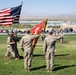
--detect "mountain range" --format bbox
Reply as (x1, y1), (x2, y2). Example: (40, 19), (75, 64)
(20, 12), (76, 21)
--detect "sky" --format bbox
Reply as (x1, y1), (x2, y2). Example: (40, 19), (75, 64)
(0, 0), (76, 16)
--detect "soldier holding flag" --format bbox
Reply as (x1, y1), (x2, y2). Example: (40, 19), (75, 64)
(20, 29), (39, 71)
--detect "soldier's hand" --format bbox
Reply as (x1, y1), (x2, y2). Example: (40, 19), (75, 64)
(12, 42), (15, 44)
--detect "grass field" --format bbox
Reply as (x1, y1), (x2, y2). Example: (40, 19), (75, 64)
(0, 34), (76, 75)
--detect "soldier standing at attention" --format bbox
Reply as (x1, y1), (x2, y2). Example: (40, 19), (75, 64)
(20, 30), (38, 71)
(43, 30), (62, 72)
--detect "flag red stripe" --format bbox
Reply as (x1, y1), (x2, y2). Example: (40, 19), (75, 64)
(0, 19), (14, 22)
(0, 8), (10, 13)
(0, 17), (4, 20)
(0, 12), (10, 16)
(0, 16), (14, 19)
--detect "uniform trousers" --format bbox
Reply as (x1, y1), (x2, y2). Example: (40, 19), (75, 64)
(5, 46), (15, 58)
(45, 52), (55, 70)
(24, 51), (33, 70)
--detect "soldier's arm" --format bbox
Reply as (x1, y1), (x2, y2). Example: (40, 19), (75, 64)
(9, 41), (15, 44)
(31, 34), (39, 39)
(53, 36), (63, 40)
(15, 36), (22, 42)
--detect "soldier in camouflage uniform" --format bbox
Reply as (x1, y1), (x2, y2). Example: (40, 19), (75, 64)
(43, 30), (62, 72)
(20, 30), (38, 71)
(4, 31), (15, 59)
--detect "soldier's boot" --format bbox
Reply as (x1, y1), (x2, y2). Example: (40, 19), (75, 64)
(15, 57), (19, 60)
(28, 69), (30, 72)
(28, 67), (31, 72)
(50, 68), (53, 72)
(25, 69), (28, 72)
(50, 70), (53, 72)
(47, 69), (50, 72)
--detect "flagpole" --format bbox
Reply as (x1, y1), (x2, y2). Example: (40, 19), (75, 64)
(44, 19), (48, 32)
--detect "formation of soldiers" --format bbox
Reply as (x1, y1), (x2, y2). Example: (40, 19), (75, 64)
(4, 28), (64, 72)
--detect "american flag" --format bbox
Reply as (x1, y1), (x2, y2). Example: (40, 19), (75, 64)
(0, 4), (22, 26)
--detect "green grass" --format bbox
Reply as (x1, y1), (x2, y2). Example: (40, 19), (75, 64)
(0, 34), (76, 75)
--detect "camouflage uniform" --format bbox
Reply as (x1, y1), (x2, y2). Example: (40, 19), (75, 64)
(5, 35), (15, 59)
(43, 31), (62, 72)
(20, 33), (38, 71)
